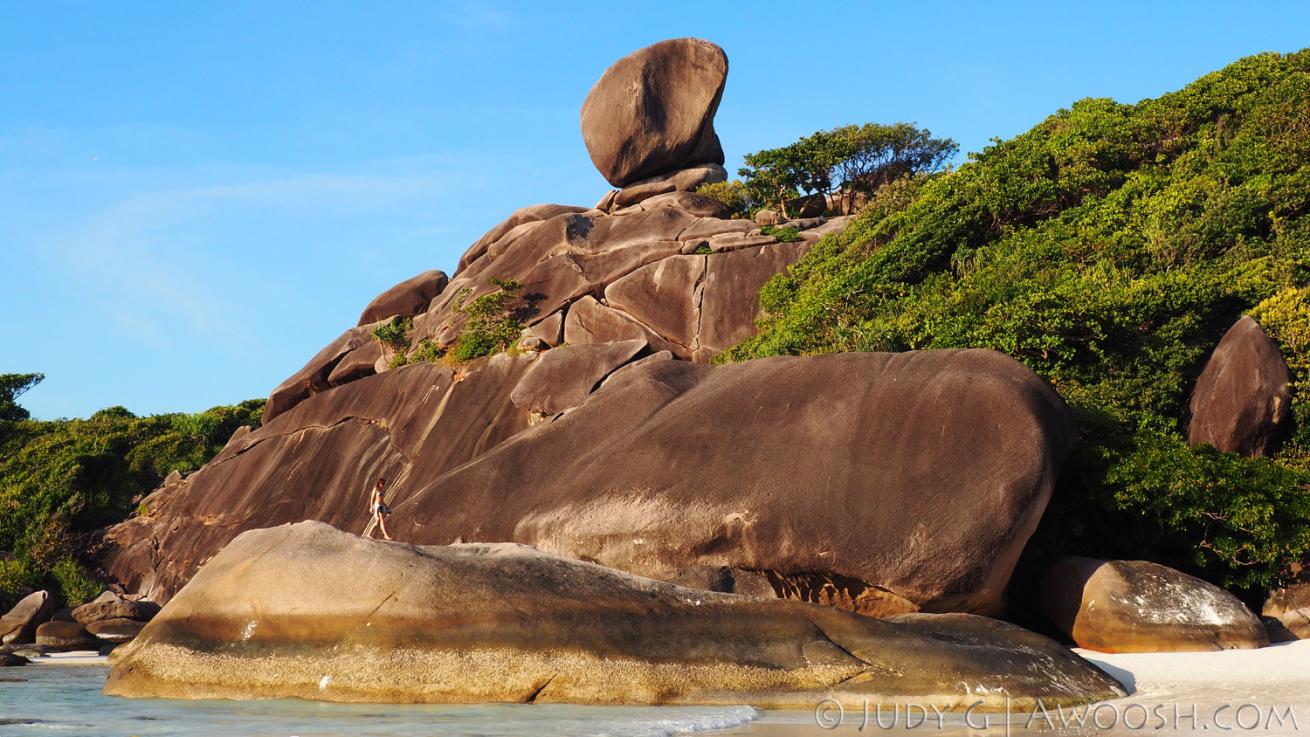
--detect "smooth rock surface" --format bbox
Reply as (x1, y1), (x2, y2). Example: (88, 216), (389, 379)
(106, 522), (1123, 708)
(34, 621), (98, 651)
(356, 270), (449, 326)
(509, 340), (648, 416)
(1188, 316), (1293, 457)
(392, 350), (1075, 616)
(72, 591), (158, 625)
(580, 39), (727, 187)
(0, 590), (54, 645)
(86, 618), (146, 644)
(1040, 557), (1268, 653)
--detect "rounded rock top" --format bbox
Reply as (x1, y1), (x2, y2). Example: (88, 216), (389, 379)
(580, 38), (728, 188)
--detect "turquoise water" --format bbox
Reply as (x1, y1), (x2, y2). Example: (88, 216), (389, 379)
(0, 666), (760, 737)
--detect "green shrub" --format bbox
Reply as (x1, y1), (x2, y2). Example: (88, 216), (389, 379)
(371, 316), (412, 352)
(451, 278), (524, 362)
(696, 180), (751, 219)
(760, 225), (802, 243)
(51, 558), (101, 607)
(724, 49), (1310, 596)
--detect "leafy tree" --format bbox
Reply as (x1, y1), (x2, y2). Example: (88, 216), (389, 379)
(723, 49), (1310, 600)
(0, 373), (44, 423)
(737, 123), (957, 216)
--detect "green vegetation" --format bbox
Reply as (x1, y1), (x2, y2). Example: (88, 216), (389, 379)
(451, 278), (525, 362)
(372, 316), (412, 353)
(724, 50), (1310, 598)
(0, 374), (264, 608)
(736, 122), (957, 217)
(696, 180), (751, 219)
(759, 225), (802, 243)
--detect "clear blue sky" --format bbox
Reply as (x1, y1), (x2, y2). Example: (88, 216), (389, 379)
(4, 2), (1308, 419)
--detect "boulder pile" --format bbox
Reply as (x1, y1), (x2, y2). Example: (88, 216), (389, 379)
(102, 39), (1072, 618)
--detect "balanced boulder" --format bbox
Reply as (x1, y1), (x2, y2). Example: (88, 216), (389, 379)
(581, 38), (727, 187)
(106, 522), (1123, 708)
(1188, 316), (1292, 457)
(0, 590), (54, 645)
(1040, 557), (1268, 653)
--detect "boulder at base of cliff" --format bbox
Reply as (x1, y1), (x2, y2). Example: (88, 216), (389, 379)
(1040, 557), (1268, 653)
(1188, 316), (1293, 457)
(0, 591), (55, 645)
(1263, 583), (1310, 642)
(580, 38), (727, 187)
(86, 618), (146, 644)
(105, 522), (1124, 708)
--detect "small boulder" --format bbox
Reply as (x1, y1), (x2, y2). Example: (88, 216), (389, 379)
(34, 621), (99, 651)
(72, 591), (158, 625)
(1188, 316), (1293, 457)
(1040, 557), (1267, 653)
(0, 591), (54, 645)
(356, 269), (449, 326)
(85, 618), (146, 644)
(1263, 582), (1310, 641)
(509, 340), (648, 416)
(0, 653), (28, 667)
(754, 208), (782, 226)
(581, 38), (728, 187)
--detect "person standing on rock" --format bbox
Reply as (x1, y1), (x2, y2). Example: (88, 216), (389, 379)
(364, 478), (393, 541)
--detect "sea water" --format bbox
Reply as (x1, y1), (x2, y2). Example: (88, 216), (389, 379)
(0, 666), (761, 737)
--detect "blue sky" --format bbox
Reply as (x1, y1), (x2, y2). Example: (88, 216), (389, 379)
(4, 2), (1309, 419)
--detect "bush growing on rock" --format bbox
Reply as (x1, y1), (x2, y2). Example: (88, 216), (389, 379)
(723, 50), (1310, 599)
(452, 278), (525, 362)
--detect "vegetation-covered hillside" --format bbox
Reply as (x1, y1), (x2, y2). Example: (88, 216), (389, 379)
(0, 373), (263, 608)
(724, 50), (1310, 601)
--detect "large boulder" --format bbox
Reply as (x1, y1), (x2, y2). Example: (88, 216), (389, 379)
(105, 522), (1123, 707)
(356, 269), (449, 326)
(580, 39), (728, 187)
(1263, 582), (1310, 641)
(1040, 557), (1268, 653)
(0, 590), (54, 645)
(1188, 316), (1293, 457)
(392, 350), (1075, 616)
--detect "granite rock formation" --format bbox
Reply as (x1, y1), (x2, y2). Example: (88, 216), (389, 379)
(106, 522), (1124, 708)
(1040, 557), (1268, 653)
(1188, 316), (1293, 457)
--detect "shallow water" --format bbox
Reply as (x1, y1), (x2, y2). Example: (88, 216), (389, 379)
(0, 666), (760, 737)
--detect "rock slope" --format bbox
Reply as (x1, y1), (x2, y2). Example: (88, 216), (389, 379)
(106, 522), (1125, 708)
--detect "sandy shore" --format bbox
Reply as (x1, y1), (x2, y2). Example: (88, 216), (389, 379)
(717, 640), (1310, 736)
(24, 650), (109, 666)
